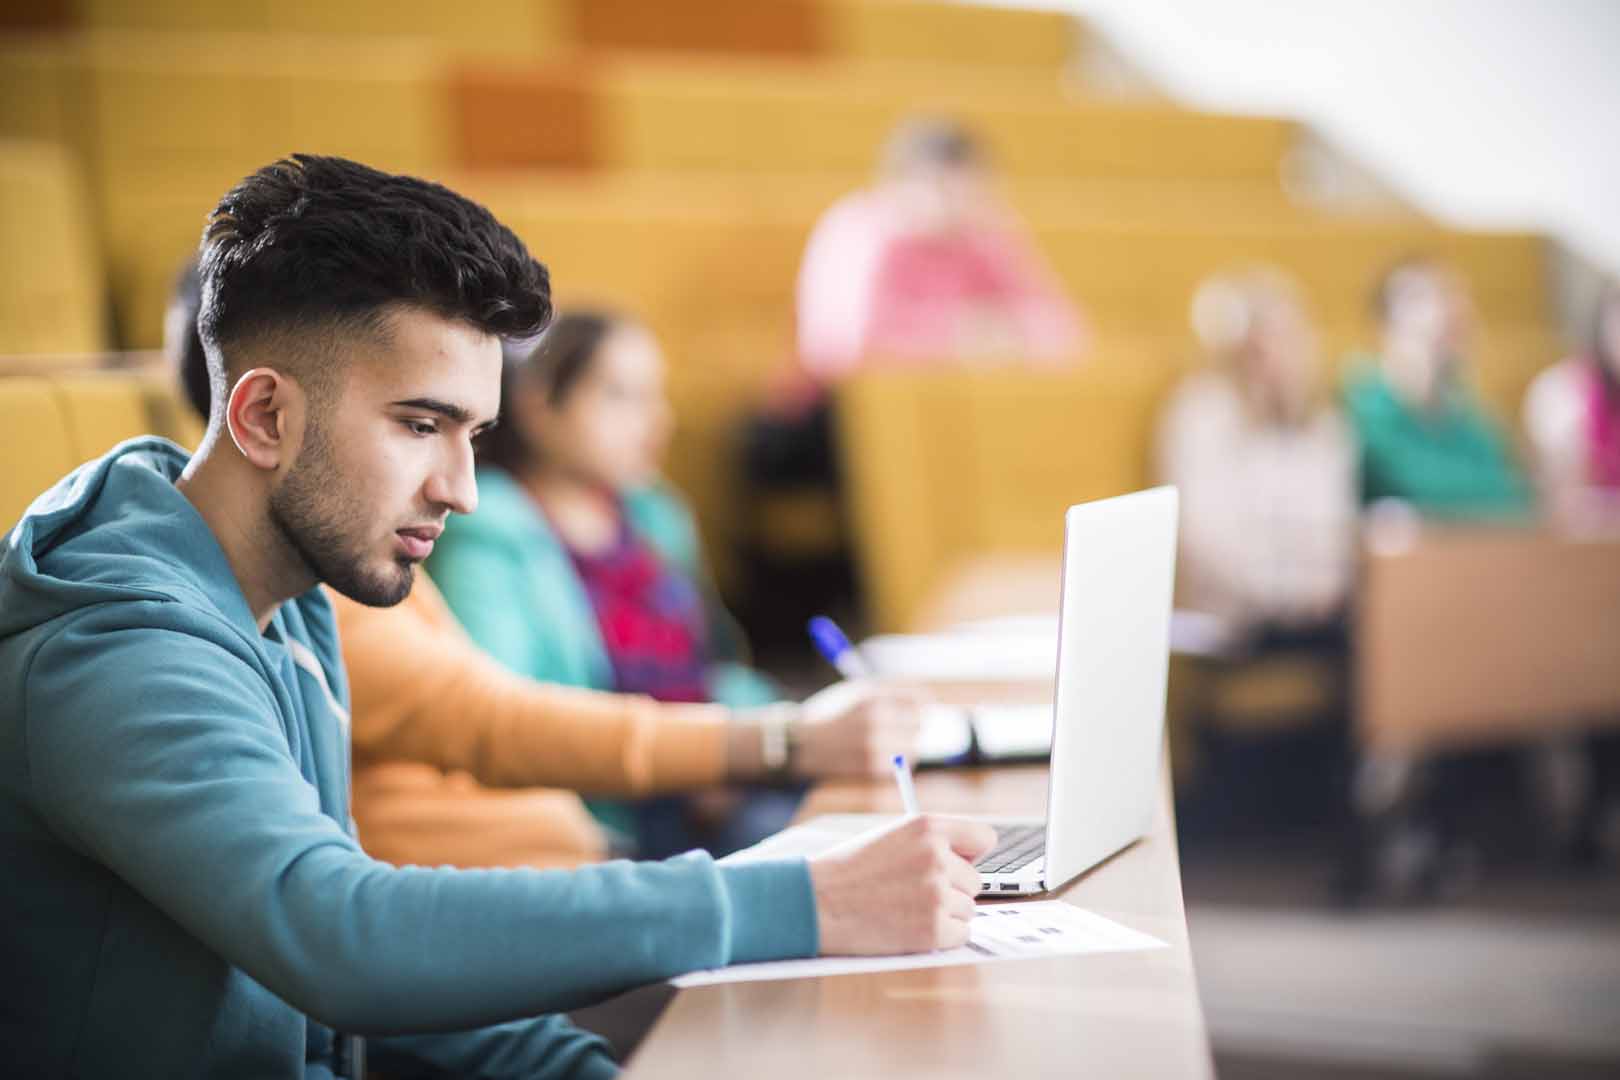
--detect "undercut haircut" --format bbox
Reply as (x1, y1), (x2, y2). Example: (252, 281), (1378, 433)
(195, 154), (551, 422)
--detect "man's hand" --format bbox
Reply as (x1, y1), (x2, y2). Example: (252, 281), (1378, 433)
(807, 814), (997, 955)
(792, 680), (923, 779)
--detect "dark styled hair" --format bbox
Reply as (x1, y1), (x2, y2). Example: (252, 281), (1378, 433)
(169, 257), (210, 420)
(475, 309), (623, 475)
(196, 154), (550, 415)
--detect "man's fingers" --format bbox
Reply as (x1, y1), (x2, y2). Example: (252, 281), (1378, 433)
(944, 886), (978, 923)
(937, 817), (999, 861)
(942, 850), (983, 897)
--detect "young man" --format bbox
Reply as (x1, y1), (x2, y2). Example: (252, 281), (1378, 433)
(0, 155), (994, 1078)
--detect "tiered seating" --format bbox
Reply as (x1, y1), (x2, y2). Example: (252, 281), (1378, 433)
(66, 0), (1076, 68)
(0, 363), (201, 532)
(838, 365), (1178, 630)
(52, 370), (154, 460)
(0, 376), (79, 531)
(451, 58), (1294, 177)
(0, 139), (105, 354)
(0, 1), (1570, 600)
(835, 326), (1562, 633)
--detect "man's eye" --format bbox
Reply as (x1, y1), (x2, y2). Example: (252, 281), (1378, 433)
(404, 420), (437, 437)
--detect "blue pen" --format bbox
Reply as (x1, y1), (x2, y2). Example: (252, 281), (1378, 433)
(807, 614), (874, 681)
(891, 753), (921, 816)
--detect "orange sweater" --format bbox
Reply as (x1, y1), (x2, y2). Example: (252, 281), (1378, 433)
(335, 574), (730, 869)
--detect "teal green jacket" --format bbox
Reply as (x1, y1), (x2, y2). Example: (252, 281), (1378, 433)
(0, 439), (817, 1079)
(1343, 360), (1534, 519)
(428, 467), (777, 709)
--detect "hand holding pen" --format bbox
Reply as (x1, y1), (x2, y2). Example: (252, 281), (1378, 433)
(798, 617), (996, 953)
(789, 615), (923, 777)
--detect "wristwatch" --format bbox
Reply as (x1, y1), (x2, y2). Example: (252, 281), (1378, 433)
(758, 704), (799, 777)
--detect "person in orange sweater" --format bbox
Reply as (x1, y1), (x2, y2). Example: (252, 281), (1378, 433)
(166, 262), (921, 869)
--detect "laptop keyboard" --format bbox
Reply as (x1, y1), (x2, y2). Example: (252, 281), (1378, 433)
(974, 824), (1046, 875)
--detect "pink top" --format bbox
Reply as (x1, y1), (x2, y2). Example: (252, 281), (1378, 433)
(795, 189), (1085, 381)
(1525, 356), (1620, 495)
(1585, 360), (1620, 489)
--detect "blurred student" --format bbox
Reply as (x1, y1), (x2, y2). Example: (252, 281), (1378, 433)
(1524, 279), (1620, 520)
(1342, 257), (1533, 518)
(1158, 268), (1357, 636)
(795, 116), (1087, 382)
(431, 312), (892, 858)
(1525, 280), (1620, 867)
(743, 118), (1089, 642)
(167, 267), (921, 873)
(3, 154), (992, 1078)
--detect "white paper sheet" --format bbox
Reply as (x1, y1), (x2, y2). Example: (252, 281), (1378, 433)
(717, 814), (892, 863)
(670, 901), (1164, 988)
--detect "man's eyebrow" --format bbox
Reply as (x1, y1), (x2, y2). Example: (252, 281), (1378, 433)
(388, 397), (481, 425)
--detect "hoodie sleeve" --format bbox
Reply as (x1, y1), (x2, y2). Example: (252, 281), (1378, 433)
(22, 604), (818, 1035)
(370, 1016), (618, 1080)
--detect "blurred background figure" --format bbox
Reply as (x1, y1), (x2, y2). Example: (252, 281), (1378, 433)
(1343, 257), (1532, 520)
(795, 116), (1088, 383)
(432, 312), (803, 858)
(1525, 278), (1620, 871)
(742, 117), (1091, 650)
(1160, 267), (1356, 636)
(1525, 279), (1620, 523)
(1158, 267), (1356, 853)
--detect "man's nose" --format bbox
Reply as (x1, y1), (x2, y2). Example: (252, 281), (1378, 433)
(428, 439), (479, 516)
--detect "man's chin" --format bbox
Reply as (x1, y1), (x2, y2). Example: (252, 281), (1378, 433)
(329, 559), (416, 608)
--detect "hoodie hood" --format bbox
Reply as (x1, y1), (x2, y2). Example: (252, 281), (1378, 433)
(0, 437), (259, 643)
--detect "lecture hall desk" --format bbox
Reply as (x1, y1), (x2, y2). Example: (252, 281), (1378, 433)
(621, 765), (1212, 1079)
(623, 559), (1212, 1078)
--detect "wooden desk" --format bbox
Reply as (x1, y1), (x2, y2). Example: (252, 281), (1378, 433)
(1357, 523), (1620, 754)
(623, 763), (1212, 1078)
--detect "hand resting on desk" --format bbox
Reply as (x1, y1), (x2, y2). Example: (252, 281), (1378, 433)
(807, 814), (997, 954)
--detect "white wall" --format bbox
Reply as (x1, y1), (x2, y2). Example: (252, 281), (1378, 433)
(988, 0), (1620, 280)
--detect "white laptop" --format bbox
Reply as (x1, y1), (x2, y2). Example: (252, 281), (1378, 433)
(971, 486), (1179, 894)
(736, 487), (1179, 896)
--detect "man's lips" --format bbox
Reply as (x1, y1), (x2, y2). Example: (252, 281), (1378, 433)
(395, 525), (442, 560)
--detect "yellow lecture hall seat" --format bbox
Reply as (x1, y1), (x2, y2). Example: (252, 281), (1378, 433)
(52, 373), (155, 462)
(0, 140), (106, 356)
(0, 377), (78, 533)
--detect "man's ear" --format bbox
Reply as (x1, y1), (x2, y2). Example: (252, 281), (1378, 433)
(225, 367), (298, 473)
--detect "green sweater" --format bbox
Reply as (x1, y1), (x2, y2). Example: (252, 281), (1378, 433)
(0, 440), (817, 1078)
(1342, 360), (1533, 519)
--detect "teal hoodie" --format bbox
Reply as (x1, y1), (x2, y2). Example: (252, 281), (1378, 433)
(0, 439), (817, 1079)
